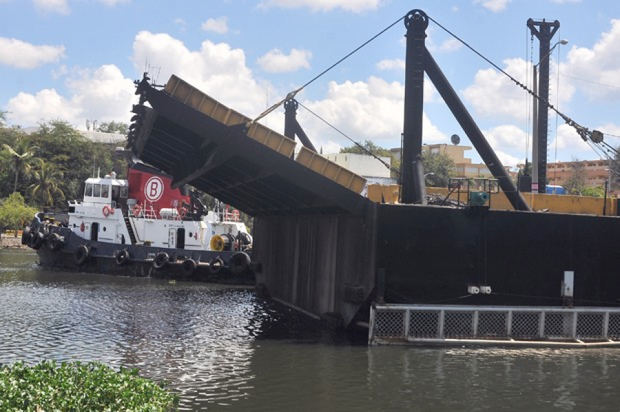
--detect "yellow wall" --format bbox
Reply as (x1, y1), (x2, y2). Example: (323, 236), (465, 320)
(367, 184), (618, 216)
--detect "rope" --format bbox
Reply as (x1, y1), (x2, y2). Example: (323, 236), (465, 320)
(296, 100), (400, 176)
(250, 13), (407, 125)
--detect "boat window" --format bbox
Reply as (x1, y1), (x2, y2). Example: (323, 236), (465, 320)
(93, 184), (101, 197)
(120, 186), (128, 198)
(85, 183), (93, 197)
(101, 184), (110, 198)
(111, 185), (120, 201)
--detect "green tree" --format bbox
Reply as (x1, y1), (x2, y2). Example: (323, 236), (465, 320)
(0, 111), (6, 127)
(564, 160), (586, 195)
(2, 137), (37, 193)
(421, 150), (455, 187)
(0, 192), (38, 232)
(29, 159), (65, 207)
(340, 140), (392, 157)
(581, 186), (605, 198)
(97, 121), (128, 135)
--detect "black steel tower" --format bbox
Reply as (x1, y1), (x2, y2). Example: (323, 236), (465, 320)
(528, 18), (560, 194)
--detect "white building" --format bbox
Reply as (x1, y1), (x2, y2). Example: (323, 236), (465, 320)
(324, 153), (392, 179)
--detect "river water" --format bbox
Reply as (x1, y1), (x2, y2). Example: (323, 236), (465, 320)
(1, 249), (619, 411)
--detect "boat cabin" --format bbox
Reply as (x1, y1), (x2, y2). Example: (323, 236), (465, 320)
(83, 173), (128, 208)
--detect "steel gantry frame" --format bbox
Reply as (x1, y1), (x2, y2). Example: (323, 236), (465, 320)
(401, 10), (530, 211)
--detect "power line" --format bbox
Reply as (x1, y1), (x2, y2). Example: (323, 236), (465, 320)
(560, 73), (620, 90)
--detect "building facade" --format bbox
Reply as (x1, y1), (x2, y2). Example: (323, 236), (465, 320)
(547, 159), (611, 188)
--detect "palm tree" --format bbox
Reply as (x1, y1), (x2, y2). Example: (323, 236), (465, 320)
(29, 159), (65, 207)
(2, 138), (37, 193)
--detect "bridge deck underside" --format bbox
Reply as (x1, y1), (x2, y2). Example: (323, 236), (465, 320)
(130, 86), (369, 216)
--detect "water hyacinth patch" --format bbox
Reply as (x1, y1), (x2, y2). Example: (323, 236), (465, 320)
(0, 360), (178, 411)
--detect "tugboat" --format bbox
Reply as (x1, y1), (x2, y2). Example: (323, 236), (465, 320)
(22, 161), (255, 284)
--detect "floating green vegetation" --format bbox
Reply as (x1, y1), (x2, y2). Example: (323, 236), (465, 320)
(0, 360), (178, 411)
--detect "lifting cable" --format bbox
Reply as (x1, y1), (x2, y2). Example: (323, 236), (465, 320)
(250, 13), (407, 125)
(426, 15), (619, 160)
(296, 101), (400, 176)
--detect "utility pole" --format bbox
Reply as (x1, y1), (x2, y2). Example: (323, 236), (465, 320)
(528, 18), (560, 194)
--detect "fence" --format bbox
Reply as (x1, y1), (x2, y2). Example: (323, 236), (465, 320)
(369, 304), (620, 347)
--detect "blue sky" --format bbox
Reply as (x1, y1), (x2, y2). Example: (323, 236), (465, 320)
(1, 0), (620, 167)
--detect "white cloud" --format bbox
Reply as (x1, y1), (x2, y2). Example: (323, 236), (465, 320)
(132, 31), (268, 117)
(549, 123), (592, 155)
(439, 38), (462, 53)
(173, 18), (187, 32)
(473, 0), (510, 12)
(0, 37), (65, 69)
(257, 48), (311, 73)
(562, 19), (620, 101)
(201, 17), (229, 34)
(33, 0), (69, 14)
(298, 76), (446, 151)
(259, 0), (382, 13)
(6, 64), (135, 127)
(376, 59), (405, 71)
(464, 58), (574, 123)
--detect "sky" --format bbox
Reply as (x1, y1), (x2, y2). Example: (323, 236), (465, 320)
(1, 0), (620, 168)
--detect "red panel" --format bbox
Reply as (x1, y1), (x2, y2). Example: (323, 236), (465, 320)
(127, 167), (189, 217)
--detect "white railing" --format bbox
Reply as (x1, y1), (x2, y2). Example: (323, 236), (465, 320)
(369, 304), (620, 346)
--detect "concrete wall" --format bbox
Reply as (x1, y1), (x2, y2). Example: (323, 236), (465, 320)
(253, 204), (378, 326)
(367, 184), (618, 216)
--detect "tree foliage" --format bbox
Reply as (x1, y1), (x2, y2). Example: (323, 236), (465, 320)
(97, 121), (129, 135)
(0, 361), (177, 411)
(421, 150), (455, 187)
(564, 160), (586, 195)
(29, 159), (65, 206)
(0, 192), (38, 231)
(2, 137), (37, 193)
(0, 121), (126, 208)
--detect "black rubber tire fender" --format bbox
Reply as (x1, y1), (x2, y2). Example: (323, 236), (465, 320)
(29, 231), (44, 250)
(47, 233), (63, 251)
(182, 258), (197, 275)
(229, 251), (251, 274)
(153, 252), (169, 269)
(208, 257), (224, 274)
(115, 249), (131, 265)
(75, 245), (90, 266)
(21, 226), (31, 245)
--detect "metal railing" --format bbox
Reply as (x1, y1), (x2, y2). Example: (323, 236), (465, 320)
(369, 304), (620, 347)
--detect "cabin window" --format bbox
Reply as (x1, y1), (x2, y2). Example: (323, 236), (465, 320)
(85, 183), (93, 197)
(101, 184), (110, 198)
(93, 184), (101, 197)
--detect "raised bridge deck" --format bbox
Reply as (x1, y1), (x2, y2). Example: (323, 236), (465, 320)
(131, 75), (369, 216)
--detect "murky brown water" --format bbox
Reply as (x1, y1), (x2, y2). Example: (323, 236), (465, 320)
(1, 249), (620, 411)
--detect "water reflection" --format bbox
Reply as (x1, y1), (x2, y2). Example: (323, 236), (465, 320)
(2, 250), (620, 411)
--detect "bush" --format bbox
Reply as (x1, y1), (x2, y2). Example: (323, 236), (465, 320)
(0, 192), (38, 233)
(0, 361), (178, 411)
